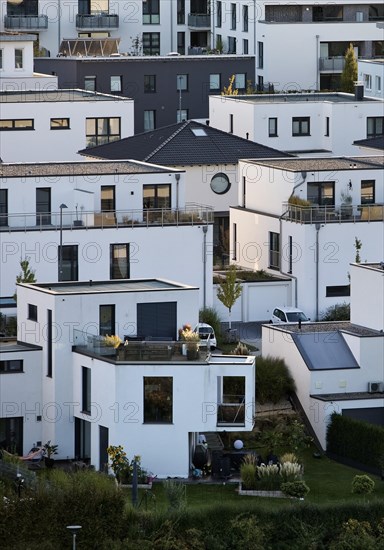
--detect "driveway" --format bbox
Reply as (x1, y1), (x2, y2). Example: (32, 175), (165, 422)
(220, 321), (267, 355)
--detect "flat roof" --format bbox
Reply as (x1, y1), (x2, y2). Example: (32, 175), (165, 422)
(352, 262), (384, 273)
(0, 89), (131, 103)
(0, 160), (176, 178)
(311, 392), (384, 401)
(242, 156), (384, 172)
(0, 339), (42, 352)
(217, 92), (383, 104)
(268, 321), (383, 338)
(19, 279), (197, 295)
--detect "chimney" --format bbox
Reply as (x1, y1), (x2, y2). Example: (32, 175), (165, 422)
(354, 81), (364, 101)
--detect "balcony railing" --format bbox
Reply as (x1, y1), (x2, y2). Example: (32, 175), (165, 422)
(0, 205), (213, 232)
(283, 203), (384, 224)
(4, 15), (48, 30)
(188, 13), (211, 28)
(76, 14), (119, 29)
(319, 56), (346, 71)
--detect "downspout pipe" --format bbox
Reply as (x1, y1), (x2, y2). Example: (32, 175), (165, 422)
(202, 225), (208, 309)
(279, 214), (298, 307)
(315, 223), (321, 321)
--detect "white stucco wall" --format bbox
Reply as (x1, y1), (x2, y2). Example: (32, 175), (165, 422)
(350, 263), (384, 331)
(359, 60), (384, 100)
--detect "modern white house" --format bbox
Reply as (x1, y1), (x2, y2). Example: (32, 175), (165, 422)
(0, 278), (256, 478)
(209, 89), (384, 156)
(261, 261), (384, 451)
(230, 155), (384, 320)
(0, 159), (214, 309)
(359, 58), (384, 99)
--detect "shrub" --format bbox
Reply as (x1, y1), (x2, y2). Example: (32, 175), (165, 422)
(280, 452), (298, 464)
(256, 464), (281, 491)
(240, 463), (257, 490)
(256, 355), (296, 404)
(198, 307), (222, 342)
(351, 475), (375, 495)
(279, 462), (303, 483)
(281, 480), (310, 498)
(321, 302), (350, 321)
(230, 342), (250, 355)
(288, 195), (311, 206)
(162, 479), (186, 511)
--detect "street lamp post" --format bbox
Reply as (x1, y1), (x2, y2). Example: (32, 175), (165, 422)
(66, 525), (82, 550)
(59, 204), (68, 281)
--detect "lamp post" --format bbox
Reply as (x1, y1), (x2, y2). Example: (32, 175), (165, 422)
(59, 204), (68, 281)
(66, 525), (81, 550)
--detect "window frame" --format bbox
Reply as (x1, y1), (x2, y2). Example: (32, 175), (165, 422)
(110, 243), (130, 280)
(144, 74), (156, 93)
(143, 0), (160, 24)
(85, 117), (121, 147)
(0, 188), (8, 227)
(144, 110), (156, 131)
(50, 118), (70, 130)
(0, 360), (24, 374)
(235, 73), (246, 91)
(176, 109), (188, 123)
(84, 75), (96, 91)
(361, 180), (375, 204)
(110, 75), (122, 93)
(14, 48), (23, 69)
(143, 376), (173, 424)
(99, 304), (116, 337)
(292, 117), (310, 137)
(307, 181), (335, 206)
(243, 5), (248, 32)
(143, 184), (171, 209)
(177, 0), (185, 24)
(269, 232), (280, 270)
(82, 366), (91, 415)
(143, 32), (160, 55)
(28, 304), (38, 322)
(209, 73), (221, 91)
(216, 1), (222, 27)
(268, 117), (278, 137)
(367, 116), (384, 138)
(176, 74), (188, 91)
(58, 244), (79, 282)
(231, 3), (237, 30)
(0, 119), (34, 131)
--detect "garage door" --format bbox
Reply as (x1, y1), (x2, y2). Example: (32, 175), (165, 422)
(137, 302), (177, 339)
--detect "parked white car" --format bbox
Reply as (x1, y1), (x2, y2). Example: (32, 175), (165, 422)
(270, 307), (310, 324)
(194, 323), (217, 350)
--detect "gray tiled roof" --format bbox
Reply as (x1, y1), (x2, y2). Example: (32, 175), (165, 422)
(79, 120), (292, 165)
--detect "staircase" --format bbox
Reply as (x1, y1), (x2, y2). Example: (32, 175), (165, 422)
(204, 432), (224, 452)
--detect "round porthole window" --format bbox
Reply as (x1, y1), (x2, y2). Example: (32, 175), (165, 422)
(210, 173), (231, 195)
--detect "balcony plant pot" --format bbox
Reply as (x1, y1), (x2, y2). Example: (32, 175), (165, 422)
(73, 219), (83, 227)
(187, 347), (199, 360)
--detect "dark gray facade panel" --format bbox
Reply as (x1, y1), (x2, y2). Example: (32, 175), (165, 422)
(35, 57), (255, 134)
(343, 407), (384, 427)
(137, 301), (177, 339)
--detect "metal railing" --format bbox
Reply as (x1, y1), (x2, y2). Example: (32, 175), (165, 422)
(0, 205), (213, 232)
(282, 203), (384, 224)
(188, 13), (211, 27)
(319, 56), (345, 71)
(4, 15), (48, 30)
(76, 14), (119, 29)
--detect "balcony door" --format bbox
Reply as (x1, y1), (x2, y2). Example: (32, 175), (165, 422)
(36, 188), (51, 225)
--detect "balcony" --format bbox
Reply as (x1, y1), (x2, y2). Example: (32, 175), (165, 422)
(188, 13), (211, 28)
(0, 205), (213, 232)
(76, 14), (119, 30)
(319, 56), (346, 72)
(282, 203), (384, 224)
(4, 15), (48, 31)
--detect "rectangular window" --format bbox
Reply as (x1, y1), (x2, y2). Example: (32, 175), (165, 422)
(0, 50), (3, 70)
(235, 73), (246, 90)
(177, 31), (185, 54)
(269, 232), (280, 270)
(144, 110), (156, 131)
(99, 304), (115, 336)
(231, 3), (236, 29)
(36, 187), (51, 225)
(101, 185), (115, 211)
(28, 304), (37, 321)
(243, 39), (249, 55)
(0, 417), (23, 455)
(229, 113), (233, 133)
(326, 285), (351, 298)
(325, 117), (330, 137)
(219, 376), (245, 424)
(58, 245), (78, 282)
(110, 75), (122, 93)
(228, 36), (236, 54)
(0, 119), (34, 130)
(86, 117), (120, 147)
(243, 5), (248, 31)
(367, 117), (384, 138)
(15, 48), (23, 69)
(369, 5), (384, 20)
(177, 0), (185, 24)
(364, 74), (372, 90)
(144, 377), (173, 423)
(376, 76), (382, 92)
(257, 75), (264, 91)
(216, 1), (222, 27)
(177, 74), (188, 91)
(292, 117), (310, 136)
(177, 109), (188, 123)
(258, 42), (264, 68)
(143, 32), (160, 55)
(313, 6), (343, 21)
(110, 244), (130, 279)
(232, 222), (237, 260)
(143, 184), (171, 209)
(0, 189), (8, 227)
(288, 236), (293, 274)
(82, 366), (91, 414)
(361, 180), (375, 204)
(84, 76), (96, 91)
(268, 117), (277, 137)
(242, 176), (246, 207)
(307, 182), (335, 206)
(0, 360), (23, 374)
(47, 309), (52, 377)
(209, 73), (221, 91)
(144, 74), (156, 93)
(143, 0), (160, 24)
(50, 118), (70, 130)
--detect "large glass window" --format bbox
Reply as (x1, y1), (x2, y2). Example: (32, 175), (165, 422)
(243, 5), (248, 31)
(307, 182), (335, 205)
(15, 48), (23, 69)
(110, 75), (122, 93)
(143, 184), (171, 209)
(367, 117), (383, 138)
(0, 189), (8, 227)
(86, 117), (120, 147)
(177, 109), (188, 122)
(84, 75), (96, 91)
(58, 245), (78, 282)
(101, 185), (115, 211)
(177, 31), (185, 54)
(209, 73), (221, 90)
(143, 0), (160, 24)
(235, 73), (246, 90)
(258, 42), (264, 68)
(231, 3), (236, 29)
(177, 74), (188, 91)
(177, 0), (185, 24)
(99, 304), (115, 336)
(144, 377), (173, 423)
(78, 0), (110, 15)
(292, 117), (310, 136)
(0, 119), (34, 130)
(313, 6), (343, 21)
(269, 232), (280, 270)
(0, 49), (3, 70)
(216, 1), (222, 27)
(369, 4), (384, 21)
(144, 74), (156, 93)
(361, 180), (375, 204)
(82, 366), (91, 414)
(144, 110), (156, 131)
(228, 36), (236, 54)
(0, 417), (23, 455)
(28, 304), (38, 322)
(110, 244), (130, 279)
(36, 187), (51, 225)
(143, 32), (160, 55)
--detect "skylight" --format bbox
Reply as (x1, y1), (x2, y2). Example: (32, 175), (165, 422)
(191, 128), (207, 137)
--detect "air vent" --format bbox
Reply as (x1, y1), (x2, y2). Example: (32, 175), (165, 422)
(368, 381), (384, 393)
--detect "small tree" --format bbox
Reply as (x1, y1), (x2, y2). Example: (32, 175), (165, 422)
(216, 265), (242, 329)
(340, 43), (358, 93)
(14, 257), (36, 301)
(222, 74), (239, 96)
(354, 236), (362, 263)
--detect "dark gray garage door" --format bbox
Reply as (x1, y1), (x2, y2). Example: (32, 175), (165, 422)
(343, 407), (384, 427)
(137, 302), (177, 340)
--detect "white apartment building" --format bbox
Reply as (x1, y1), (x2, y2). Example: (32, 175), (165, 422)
(0, 160), (214, 309)
(230, 156), (384, 321)
(0, 278), (255, 477)
(209, 90), (384, 155)
(261, 261), (384, 450)
(359, 58), (384, 99)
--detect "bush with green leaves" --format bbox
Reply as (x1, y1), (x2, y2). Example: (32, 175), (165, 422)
(321, 302), (350, 321)
(162, 479), (186, 511)
(256, 464), (281, 491)
(281, 480), (310, 498)
(240, 463), (257, 490)
(198, 307), (222, 342)
(351, 475), (375, 495)
(230, 342), (250, 355)
(256, 355), (296, 404)
(279, 462), (303, 483)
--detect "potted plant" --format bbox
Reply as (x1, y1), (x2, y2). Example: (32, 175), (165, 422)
(340, 190), (353, 219)
(180, 326), (200, 360)
(43, 441), (58, 468)
(73, 204), (83, 227)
